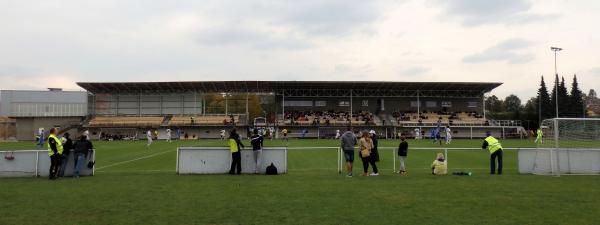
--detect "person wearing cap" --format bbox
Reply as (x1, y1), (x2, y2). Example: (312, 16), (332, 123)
(482, 131), (503, 175)
(369, 130), (380, 176)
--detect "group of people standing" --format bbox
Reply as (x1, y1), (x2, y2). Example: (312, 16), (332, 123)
(227, 128), (264, 175)
(47, 127), (94, 180)
(340, 128), (504, 177)
(340, 128), (381, 177)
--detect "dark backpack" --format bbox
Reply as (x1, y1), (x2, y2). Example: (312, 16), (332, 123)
(266, 163), (278, 175)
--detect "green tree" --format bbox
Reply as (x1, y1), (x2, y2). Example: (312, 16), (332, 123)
(537, 76), (553, 121)
(485, 95), (504, 112)
(504, 94), (522, 112)
(558, 76), (570, 117)
(569, 75), (585, 117)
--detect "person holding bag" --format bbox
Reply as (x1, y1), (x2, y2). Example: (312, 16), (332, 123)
(359, 131), (376, 176)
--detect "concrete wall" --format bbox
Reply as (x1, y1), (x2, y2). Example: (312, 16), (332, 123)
(0, 150), (94, 177)
(177, 147), (287, 174)
(16, 117), (84, 141)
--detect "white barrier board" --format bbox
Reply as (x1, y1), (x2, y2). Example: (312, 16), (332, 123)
(177, 147), (287, 174)
(518, 148), (600, 174)
(0, 150), (95, 177)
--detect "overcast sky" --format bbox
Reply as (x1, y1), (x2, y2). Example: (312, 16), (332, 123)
(1, 0), (599, 99)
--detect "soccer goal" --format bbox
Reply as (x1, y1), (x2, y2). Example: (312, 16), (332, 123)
(523, 118), (600, 175)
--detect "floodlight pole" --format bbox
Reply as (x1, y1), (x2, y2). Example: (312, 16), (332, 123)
(551, 47), (562, 118)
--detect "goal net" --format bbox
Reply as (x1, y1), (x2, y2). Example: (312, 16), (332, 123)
(532, 118), (600, 175)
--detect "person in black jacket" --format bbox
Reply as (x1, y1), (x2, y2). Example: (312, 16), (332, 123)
(58, 132), (73, 177)
(397, 136), (409, 175)
(368, 130), (379, 176)
(250, 129), (264, 174)
(73, 135), (93, 178)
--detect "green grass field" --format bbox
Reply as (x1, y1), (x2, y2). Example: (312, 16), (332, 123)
(1, 138), (600, 225)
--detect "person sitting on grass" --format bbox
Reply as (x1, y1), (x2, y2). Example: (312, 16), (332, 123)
(431, 153), (447, 175)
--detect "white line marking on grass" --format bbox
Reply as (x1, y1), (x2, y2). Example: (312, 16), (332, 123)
(96, 150), (173, 170)
(96, 169), (175, 173)
(290, 167), (489, 171)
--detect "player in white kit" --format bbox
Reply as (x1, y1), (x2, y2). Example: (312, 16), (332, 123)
(166, 128), (172, 142)
(83, 129), (90, 140)
(220, 129), (226, 140)
(146, 129), (153, 149)
(335, 130), (341, 139)
(445, 126), (452, 144)
(414, 128), (421, 140)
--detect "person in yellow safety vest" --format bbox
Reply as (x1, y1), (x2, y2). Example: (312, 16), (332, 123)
(534, 127), (543, 144)
(47, 127), (64, 180)
(228, 129), (245, 175)
(482, 131), (503, 175)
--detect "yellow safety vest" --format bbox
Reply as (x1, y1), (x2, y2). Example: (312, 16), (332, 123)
(228, 138), (239, 153)
(47, 134), (64, 156)
(485, 136), (502, 154)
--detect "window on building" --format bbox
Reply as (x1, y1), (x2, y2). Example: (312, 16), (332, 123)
(426, 101), (437, 108)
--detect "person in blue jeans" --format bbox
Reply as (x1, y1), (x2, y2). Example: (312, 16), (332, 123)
(72, 135), (93, 178)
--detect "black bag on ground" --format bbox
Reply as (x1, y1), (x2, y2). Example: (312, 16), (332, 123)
(266, 163), (278, 175)
(87, 161), (95, 169)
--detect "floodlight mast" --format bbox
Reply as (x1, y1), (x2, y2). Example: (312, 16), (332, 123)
(550, 46), (562, 118)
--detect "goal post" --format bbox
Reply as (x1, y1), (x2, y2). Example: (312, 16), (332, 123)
(527, 118), (600, 175)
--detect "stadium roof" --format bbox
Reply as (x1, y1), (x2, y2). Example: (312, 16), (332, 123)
(77, 81), (502, 94)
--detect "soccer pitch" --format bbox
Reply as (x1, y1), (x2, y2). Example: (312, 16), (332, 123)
(1, 139), (600, 225)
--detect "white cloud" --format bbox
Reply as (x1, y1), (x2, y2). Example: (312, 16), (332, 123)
(399, 66), (432, 76)
(463, 39), (535, 64)
(434, 0), (558, 26)
(0, 0), (598, 100)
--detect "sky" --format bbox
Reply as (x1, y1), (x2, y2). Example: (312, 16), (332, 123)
(0, 0), (599, 100)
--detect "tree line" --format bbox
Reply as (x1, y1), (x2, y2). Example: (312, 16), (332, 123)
(485, 74), (595, 129)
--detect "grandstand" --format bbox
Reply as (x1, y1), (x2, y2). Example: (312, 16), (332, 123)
(70, 81), (524, 140)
